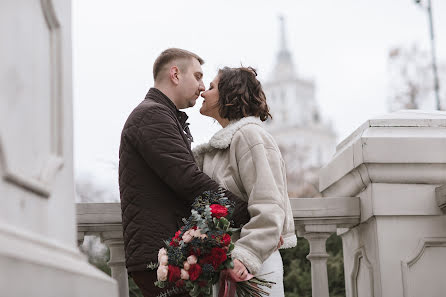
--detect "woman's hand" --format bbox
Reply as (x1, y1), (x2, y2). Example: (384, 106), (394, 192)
(228, 259), (250, 282)
(276, 235), (284, 250)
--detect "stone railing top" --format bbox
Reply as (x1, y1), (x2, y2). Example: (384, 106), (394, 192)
(336, 110), (446, 152)
(76, 198), (361, 236)
(320, 110), (446, 196)
(77, 203), (122, 234)
(77, 202), (121, 224)
(290, 197), (360, 230)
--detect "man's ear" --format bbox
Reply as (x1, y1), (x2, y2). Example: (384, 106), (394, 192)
(169, 66), (180, 85)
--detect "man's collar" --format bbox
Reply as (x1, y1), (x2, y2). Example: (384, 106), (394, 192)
(145, 88), (189, 126)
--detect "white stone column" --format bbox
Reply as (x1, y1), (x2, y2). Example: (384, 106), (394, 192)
(301, 225), (336, 297)
(102, 231), (129, 297)
(0, 1), (118, 296)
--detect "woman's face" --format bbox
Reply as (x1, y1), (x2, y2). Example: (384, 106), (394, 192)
(200, 75), (221, 119)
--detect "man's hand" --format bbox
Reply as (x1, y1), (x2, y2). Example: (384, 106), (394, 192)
(228, 259), (250, 282)
(224, 190), (250, 226)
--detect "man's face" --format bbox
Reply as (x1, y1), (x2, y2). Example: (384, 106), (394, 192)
(176, 58), (205, 109)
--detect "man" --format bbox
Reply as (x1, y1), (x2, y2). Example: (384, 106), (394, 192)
(118, 48), (250, 297)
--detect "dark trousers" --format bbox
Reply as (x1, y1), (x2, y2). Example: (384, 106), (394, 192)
(131, 270), (190, 297)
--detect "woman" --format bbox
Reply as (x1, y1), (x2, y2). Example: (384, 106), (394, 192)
(193, 67), (297, 296)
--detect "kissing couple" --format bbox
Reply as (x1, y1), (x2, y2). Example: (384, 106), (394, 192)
(119, 48), (297, 297)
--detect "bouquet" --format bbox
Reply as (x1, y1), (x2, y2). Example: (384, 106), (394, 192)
(151, 189), (275, 297)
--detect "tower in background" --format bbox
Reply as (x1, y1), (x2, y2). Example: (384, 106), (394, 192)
(263, 16), (337, 196)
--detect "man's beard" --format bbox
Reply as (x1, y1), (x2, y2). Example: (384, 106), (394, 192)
(188, 99), (197, 108)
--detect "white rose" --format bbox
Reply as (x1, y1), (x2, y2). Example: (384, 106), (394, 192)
(157, 248), (167, 263)
(182, 230), (194, 243)
(180, 269), (190, 280)
(157, 265), (168, 281)
(187, 255), (197, 265)
(160, 255), (168, 266)
(183, 261), (190, 271)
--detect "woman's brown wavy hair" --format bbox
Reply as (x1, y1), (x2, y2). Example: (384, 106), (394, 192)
(217, 67), (272, 122)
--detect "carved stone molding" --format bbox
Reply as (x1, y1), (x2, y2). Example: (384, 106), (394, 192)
(401, 237), (446, 297)
(1, 0), (64, 197)
(41, 0), (63, 157)
(351, 247), (374, 297)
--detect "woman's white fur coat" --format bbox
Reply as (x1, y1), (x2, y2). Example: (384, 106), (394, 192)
(193, 117), (297, 274)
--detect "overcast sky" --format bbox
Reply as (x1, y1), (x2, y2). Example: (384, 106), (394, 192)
(72, 0), (446, 198)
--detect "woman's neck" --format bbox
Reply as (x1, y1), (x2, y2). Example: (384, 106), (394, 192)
(215, 116), (230, 128)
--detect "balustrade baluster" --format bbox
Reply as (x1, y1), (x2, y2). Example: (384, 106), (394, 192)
(102, 231), (129, 297)
(297, 224), (337, 297)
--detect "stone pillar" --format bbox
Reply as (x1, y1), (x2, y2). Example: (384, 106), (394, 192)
(102, 231), (129, 297)
(0, 1), (118, 296)
(301, 225), (336, 297)
(319, 110), (446, 297)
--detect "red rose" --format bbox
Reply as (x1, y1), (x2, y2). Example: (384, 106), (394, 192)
(175, 280), (185, 287)
(210, 204), (228, 218)
(199, 247), (227, 269)
(221, 234), (231, 246)
(210, 247), (227, 269)
(199, 254), (211, 265)
(188, 264), (202, 281)
(170, 229), (182, 247)
(168, 265), (181, 282)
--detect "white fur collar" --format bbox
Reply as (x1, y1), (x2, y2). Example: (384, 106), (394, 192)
(193, 117), (262, 156)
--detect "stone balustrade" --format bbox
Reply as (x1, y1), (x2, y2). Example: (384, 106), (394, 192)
(76, 190), (445, 297)
(76, 111), (446, 297)
(291, 197), (360, 297)
(76, 198), (361, 297)
(77, 203), (128, 297)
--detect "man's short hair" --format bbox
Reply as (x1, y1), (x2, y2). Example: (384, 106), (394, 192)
(153, 48), (204, 81)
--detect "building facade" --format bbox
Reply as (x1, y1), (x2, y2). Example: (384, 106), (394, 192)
(263, 16), (337, 196)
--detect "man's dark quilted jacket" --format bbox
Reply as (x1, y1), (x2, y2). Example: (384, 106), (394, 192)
(119, 88), (250, 272)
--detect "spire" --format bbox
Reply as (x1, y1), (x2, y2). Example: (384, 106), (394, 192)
(279, 15), (288, 52)
(270, 15), (296, 80)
